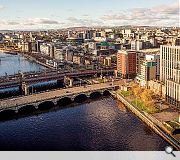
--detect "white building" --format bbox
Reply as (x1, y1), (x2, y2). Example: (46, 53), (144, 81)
(54, 49), (65, 62)
(40, 43), (50, 55)
(160, 45), (180, 108)
(122, 29), (135, 38)
(131, 40), (143, 51)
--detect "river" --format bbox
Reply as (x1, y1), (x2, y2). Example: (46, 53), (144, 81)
(0, 52), (45, 76)
(0, 52), (169, 150)
(0, 97), (168, 150)
(0, 52), (52, 98)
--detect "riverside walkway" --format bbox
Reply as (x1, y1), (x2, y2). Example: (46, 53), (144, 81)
(111, 91), (180, 151)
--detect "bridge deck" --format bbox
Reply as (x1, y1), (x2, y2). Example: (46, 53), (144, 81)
(0, 69), (115, 89)
(0, 82), (120, 110)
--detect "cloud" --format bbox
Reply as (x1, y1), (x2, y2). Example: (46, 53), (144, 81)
(0, 5), (5, 10)
(151, 2), (179, 15)
(24, 18), (60, 25)
(0, 18), (62, 29)
(67, 17), (104, 27)
(0, 2), (179, 29)
(0, 20), (19, 26)
(101, 2), (179, 26)
(67, 9), (73, 12)
(7, 21), (20, 25)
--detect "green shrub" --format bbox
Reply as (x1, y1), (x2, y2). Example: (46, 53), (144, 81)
(120, 90), (132, 97)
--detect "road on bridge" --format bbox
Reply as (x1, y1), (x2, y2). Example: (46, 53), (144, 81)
(0, 81), (122, 110)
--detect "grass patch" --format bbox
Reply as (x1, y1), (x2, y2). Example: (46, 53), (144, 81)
(167, 121), (180, 129)
(98, 79), (104, 83)
(144, 106), (160, 114)
(117, 89), (159, 114)
(120, 90), (132, 97)
(131, 99), (159, 113)
(132, 99), (145, 111)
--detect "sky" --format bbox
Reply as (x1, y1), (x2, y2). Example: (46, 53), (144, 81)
(0, 0), (179, 30)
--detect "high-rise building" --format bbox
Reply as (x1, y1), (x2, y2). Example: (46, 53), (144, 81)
(117, 50), (137, 79)
(136, 61), (157, 86)
(160, 45), (180, 107)
(136, 52), (145, 74)
(146, 54), (160, 80)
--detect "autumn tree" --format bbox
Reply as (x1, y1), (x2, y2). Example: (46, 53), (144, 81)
(140, 89), (154, 102)
(132, 85), (144, 98)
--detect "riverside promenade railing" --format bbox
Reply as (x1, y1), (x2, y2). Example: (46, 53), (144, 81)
(110, 91), (180, 151)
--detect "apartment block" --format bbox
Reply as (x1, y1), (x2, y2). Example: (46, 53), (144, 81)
(117, 50), (137, 79)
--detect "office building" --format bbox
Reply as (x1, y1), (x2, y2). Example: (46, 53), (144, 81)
(146, 54), (160, 80)
(137, 61), (157, 86)
(160, 45), (180, 107)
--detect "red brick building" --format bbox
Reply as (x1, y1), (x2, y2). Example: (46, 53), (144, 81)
(117, 50), (137, 79)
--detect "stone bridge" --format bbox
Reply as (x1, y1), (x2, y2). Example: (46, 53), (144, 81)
(0, 82), (120, 115)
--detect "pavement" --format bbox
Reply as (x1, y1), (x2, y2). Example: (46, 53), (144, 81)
(152, 102), (179, 122)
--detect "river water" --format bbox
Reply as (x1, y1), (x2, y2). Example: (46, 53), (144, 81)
(0, 52), (45, 76)
(0, 52), (49, 97)
(0, 97), (168, 151)
(0, 53), (169, 151)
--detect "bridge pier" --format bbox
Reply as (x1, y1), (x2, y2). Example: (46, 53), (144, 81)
(19, 82), (29, 96)
(35, 105), (39, 109)
(69, 78), (73, 87)
(15, 109), (18, 114)
(52, 99), (58, 106)
(64, 76), (74, 87)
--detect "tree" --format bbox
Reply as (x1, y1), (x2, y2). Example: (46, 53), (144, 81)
(140, 89), (154, 102)
(132, 86), (143, 97)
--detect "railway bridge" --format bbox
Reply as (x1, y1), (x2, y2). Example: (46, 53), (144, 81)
(0, 69), (116, 96)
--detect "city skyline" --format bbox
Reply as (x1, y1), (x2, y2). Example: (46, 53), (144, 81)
(0, 0), (179, 30)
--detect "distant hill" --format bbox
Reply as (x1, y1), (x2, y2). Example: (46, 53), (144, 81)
(0, 30), (15, 33)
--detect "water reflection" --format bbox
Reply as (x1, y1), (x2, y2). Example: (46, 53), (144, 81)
(0, 97), (169, 151)
(0, 52), (45, 76)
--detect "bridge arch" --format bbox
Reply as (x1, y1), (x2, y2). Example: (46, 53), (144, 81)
(90, 91), (102, 99)
(18, 105), (36, 114)
(57, 97), (72, 106)
(74, 94), (88, 103)
(0, 109), (16, 120)
(103, 90), (111, 96)
(38, 101), (55, 110)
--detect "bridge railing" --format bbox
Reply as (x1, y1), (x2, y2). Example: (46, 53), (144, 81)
(0, 84), (118, 110)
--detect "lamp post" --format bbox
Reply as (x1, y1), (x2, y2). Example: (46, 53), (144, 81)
(112, 78), (114, 86)
(160, 101), (162, 111)
(32, 86), (33, 95)
(100, 68), (103, 79)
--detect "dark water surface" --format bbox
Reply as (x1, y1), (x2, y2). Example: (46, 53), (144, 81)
(0, 97), (168, 151)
